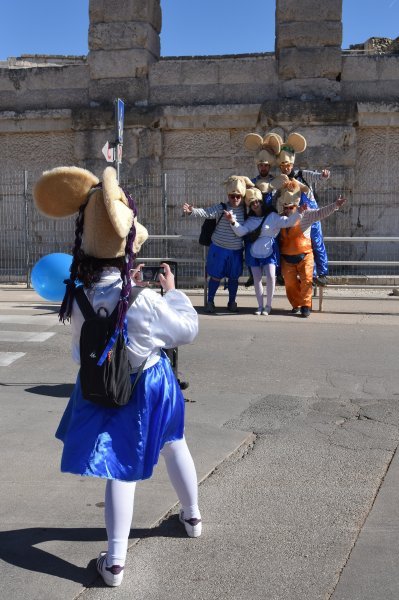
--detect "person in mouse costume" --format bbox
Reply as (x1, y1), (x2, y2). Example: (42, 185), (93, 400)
(274, 178), (346, 317)
(275, 132), (330, 286)
(242, 132), (282, 288)
(244, 132), (281, 202)
(33, 166), (202, 587)
(182, 175), (254, 313)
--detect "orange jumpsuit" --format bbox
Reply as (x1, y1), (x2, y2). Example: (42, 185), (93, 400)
(280, 223), (314, 309)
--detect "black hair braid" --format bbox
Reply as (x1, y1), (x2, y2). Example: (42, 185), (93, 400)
(115, 189), (138, 332)
(58, 199), (87, 323)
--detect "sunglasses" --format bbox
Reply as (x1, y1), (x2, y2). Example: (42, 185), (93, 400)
(228, 194), (241, 199)
(250, 200), (261, 205)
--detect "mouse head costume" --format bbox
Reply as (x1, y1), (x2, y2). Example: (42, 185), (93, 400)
(33, 165), (148, 328)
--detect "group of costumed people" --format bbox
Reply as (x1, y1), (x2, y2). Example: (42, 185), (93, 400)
(183, 131), (346, 318)
(33, 166), (202, 587)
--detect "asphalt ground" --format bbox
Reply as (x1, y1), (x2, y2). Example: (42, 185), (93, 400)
(0, 285), (398, 600)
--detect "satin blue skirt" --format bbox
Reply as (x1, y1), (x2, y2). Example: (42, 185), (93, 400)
(55, 354), (185, 482)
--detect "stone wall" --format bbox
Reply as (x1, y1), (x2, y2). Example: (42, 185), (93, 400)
(0, 0), (398, 247)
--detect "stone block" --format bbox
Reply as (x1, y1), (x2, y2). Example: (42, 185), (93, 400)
(278, 47), (342, 79)
(298, 125), (356, 150)
(163, 130), (231, 158)
(89, 0), (161, 33)
(88, 49), (156, 80)
(277, 21), (342, 49)
(160, 104), (262, 131)
(88, 76), (149, 104)
(280, 78), (341, 101)
(276, 0), (342, 23)
(341, 81), (399, 102)
(25, 65), (89, 92)
(259, 99), (357, 127)
(89, 22), (160, 57)
(180, 60), (219, 85)
(138, 128), (162, 158)
(149, 60), (182, 86)
(342, 56), (378, 82)
(218, 56), (277, 85)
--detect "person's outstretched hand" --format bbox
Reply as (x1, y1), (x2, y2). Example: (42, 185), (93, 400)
(159, 263), (175, 292)
(336, 195), (346, 208)
(182, 203), (193, 215)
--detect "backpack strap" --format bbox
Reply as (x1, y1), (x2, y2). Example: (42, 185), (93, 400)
(74, 286), (97, 320)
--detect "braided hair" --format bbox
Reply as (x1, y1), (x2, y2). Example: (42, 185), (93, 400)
(59, 185), (138, 334)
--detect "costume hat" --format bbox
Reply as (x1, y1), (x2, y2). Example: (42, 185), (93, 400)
(34, 166), (148, 257)
(223, 175), (254, 197)
(277, 132), (307, 166)
(244, 132), (281, 166)
(244, 187), (263, 207)
(276, 180), (302, 213)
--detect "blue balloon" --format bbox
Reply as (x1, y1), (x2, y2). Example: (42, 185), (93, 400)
(31, 253), (73, 302)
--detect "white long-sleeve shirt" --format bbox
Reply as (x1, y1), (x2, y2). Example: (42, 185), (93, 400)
(71, 268), (198, 371)
(230, 211), (300, 258)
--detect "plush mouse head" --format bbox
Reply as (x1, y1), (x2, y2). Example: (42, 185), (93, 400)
(244, 187), (263, 208)
(33, 165), (148, 325)
(223, 175), (254, 197)
(244, 132), (282, 167)
(277, 133), (307, 167)
(34, 166), (148, 257)
(275, 180), (302, 214)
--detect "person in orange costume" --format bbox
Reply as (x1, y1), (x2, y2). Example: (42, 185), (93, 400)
(277, 181), (346, 318)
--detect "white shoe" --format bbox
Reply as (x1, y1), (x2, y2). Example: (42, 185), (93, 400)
(254, 308), (263, 315)
(97, 552), (124, 587)
(179, 510), (202, 538)
(262, 306), (271, 315)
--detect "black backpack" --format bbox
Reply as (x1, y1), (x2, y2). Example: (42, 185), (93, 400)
(74, 286), (146, 409)
(198, 202), (227, 246)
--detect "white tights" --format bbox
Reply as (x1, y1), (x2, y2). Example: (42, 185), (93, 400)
(104, 437), (200, 566)
(252, 264), (276, 309)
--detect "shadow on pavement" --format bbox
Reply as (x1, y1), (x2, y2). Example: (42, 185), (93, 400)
(25, 383), (75, 397)
(0, 515), (185, 585)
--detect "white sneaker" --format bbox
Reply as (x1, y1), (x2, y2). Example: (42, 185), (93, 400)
(262, 306), (272, 315)
(97, 552), (124, 587)
(254, 308), (263, 315)
(179, 510), (202, 538)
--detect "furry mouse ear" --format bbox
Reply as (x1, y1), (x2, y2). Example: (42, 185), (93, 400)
(101, 166), (133, 238)
(262, 133), (281, 156)
(244, 133), (263, 151)
(33, 166), (99, 217)
(240, 176), (255, 188)
(286, 132), (307, 154)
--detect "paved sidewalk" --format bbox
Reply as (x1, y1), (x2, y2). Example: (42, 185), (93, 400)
(0, 285), (398, 599)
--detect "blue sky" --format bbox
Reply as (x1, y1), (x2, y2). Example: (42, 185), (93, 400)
(0, 0), (398, 59)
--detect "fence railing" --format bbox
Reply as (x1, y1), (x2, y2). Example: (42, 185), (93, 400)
(1, 169), (399, 287)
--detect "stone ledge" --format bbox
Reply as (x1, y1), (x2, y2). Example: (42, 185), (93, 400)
(357, 102), (399, 127)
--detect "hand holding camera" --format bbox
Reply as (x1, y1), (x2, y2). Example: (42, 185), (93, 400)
(131, 263), (175, 292)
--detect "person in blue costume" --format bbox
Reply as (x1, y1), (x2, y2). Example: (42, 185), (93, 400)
(276, 134), (330, 287)
(33, 166), (202, 588)
(183, 175), (254, 314)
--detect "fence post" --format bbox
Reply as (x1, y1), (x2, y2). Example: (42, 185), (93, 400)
(162, 172), (169, 258)
(24, 170), (30, 288)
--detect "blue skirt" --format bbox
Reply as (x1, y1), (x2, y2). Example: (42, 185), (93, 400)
(55, 354), (185, 482)
(245, 238), (279, 268)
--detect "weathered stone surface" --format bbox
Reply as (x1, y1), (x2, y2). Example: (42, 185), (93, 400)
(280, 78), (341, 100)
(89, 0), (161, 32)
(88, 77), (149, 104)
(356, 102), (399, 127)
(0, 109), (72, 133)
(276, 0), (342, 23)
(298, 125), (356, 149)
(278, 47), (342, 79)
(138, 128), (162, 158)
(258, 99), (357, 127)
(89, 22), (160, 56)
(0, 131), (75, 169)
(88, 49), (156, 80)
(217, 56), (277, 85)
(341, 81), (399, 102)
(277, 21), (342, 49)
(164, 130), (232, 158)
(160, 104), (262, 131)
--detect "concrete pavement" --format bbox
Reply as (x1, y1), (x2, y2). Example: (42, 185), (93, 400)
(0, 285), (398, 599)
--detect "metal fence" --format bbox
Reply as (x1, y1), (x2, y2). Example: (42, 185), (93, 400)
(1, 169), (398, 286)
